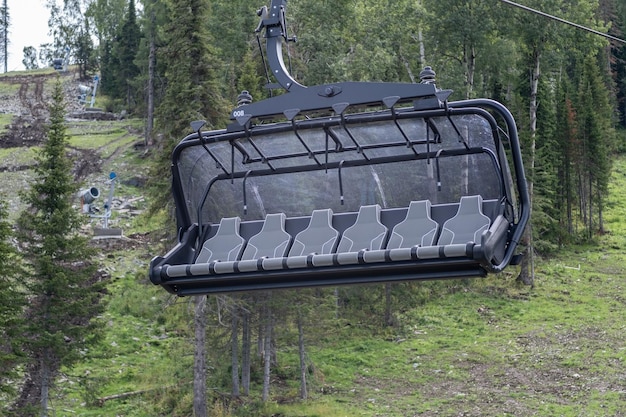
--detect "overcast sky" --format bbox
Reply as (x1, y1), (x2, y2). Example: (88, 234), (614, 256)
(7, 0), (52, 71)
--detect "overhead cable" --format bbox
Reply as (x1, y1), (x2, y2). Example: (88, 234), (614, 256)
(498, 0), (626, 44)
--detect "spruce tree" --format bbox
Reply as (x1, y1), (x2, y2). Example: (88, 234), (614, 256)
(99, 40), (118, 98)
(0, 199), (24, 397)
(116, 0), (141, 111)
(577, 53), (616, 237)
(13, 79), (105, 416)
(151, 0), (228, 211)
(554, 78), (580, 242)
(157, 0), (228, 145)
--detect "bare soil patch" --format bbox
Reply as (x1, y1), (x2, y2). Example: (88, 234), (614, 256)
(0, 71), (99, 149)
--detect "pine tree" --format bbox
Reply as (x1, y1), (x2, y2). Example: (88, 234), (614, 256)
(290, 0), (356, 85)
(151, 0), (228, 211)
(532, 74), (560, 252)
(616, 42), (626, 127)
(157, 0), (228, 143)
(99, 39), (118, 97)
(235, 49), (266, 105)
(75, 20), (96, 80)
(86, 0), (127, 98)
(13, 79), (105, 416)
(554, 77), (581, 242)
(0, 199), (24, 397)
(577, 53), (616, 237)
(116, 0), (141, 111)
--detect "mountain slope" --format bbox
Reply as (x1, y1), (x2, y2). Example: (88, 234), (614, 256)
(2, 68), (626, 416)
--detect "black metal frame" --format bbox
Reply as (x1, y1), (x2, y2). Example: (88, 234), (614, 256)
(160, 259), (489, 296)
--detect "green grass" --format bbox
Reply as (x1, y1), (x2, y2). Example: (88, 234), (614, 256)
(36, 150), (626, 416)
(28, 154), (626, 416)
(55, 252), (195, 417)
(244, 156), (626, 416)
(0, 146), (38, 167)
(68, 121), (137, 143)
(0, 113), (13, 135)
(0, 82), (21, 96)
(0, 67), (57, 77)
(250, 400), (371, 417)
(0, 67), (59, 96)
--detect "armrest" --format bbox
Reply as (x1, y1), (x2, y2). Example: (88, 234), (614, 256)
(480, 215), (509, 264)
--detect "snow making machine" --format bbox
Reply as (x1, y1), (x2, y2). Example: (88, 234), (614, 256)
(149, 0), (530, 296)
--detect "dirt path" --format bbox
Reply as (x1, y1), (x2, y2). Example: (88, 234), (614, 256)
(15, 74), (47, 118)
(2, 73), (51, 148)
(0, 71), (84, 148)
(0, 71), (136, 181)
(70, 133), (136, 181)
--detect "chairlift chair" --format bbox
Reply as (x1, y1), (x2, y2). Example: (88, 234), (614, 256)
(149, 0), (530, 296)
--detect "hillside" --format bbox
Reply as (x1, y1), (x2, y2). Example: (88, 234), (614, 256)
(0, 69), (147, 220)
(1, 68), (626, 416)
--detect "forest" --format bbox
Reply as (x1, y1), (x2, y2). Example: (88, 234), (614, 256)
(1, 0), (626, 416)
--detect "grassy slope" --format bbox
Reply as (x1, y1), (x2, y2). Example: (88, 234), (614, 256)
(51, 158), (626, 417)
(1, 71), (625, 416)
(313, 159), (626, 417)
(282, 160), (626, 416)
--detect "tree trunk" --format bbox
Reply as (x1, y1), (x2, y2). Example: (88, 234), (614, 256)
(418, 29), (425, 70)
(2, 0), (6, 74)
(517, 49), (540, 287)
(400, 54), (416, 83)
(462, 125), (469, 194)
(464, 43), (476, 99)
(231, 310), (240, 397)
(257, 294), (264, 359)
(297, 306), (308, 399)
(384, 283), (393, 327)
(588, 175), (593, 239)
(262, 295), (273, 402)
(567, 159), (573, 234)
(598, 188), (604, 233)
(145, 9), (156, 147)
(126, 81), (132, 113)
(579, 170), (587, 226)
(193, 296), (207, 417)
(40, 352), (50, 417)
(241, 309), (251, 396)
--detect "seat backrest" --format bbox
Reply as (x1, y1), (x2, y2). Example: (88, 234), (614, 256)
(288, 209), (339, 256)
(336, 204), (388, 252)
(437, 195), (491, 245)
(386, 200), (438, 249)
(195, 217), (246, 263)
(241, 213), (292, 260)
